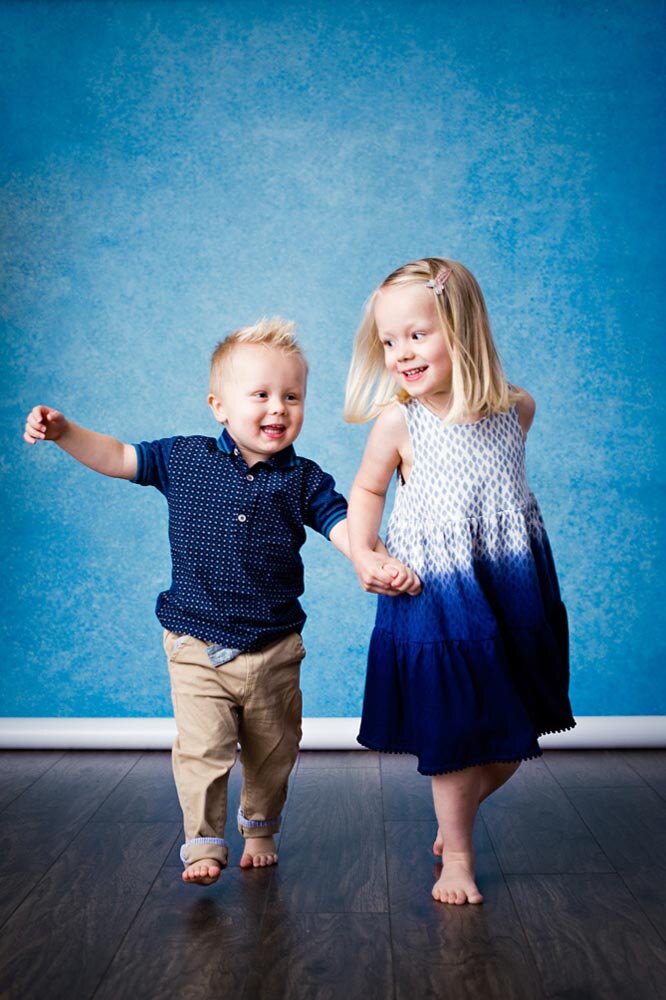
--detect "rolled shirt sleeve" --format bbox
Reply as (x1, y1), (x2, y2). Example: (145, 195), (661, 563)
(303, 465), (348, 539)
(132, 437), (179, 494)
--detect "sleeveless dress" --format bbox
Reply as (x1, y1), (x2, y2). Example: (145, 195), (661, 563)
(358, 399), (576, 775)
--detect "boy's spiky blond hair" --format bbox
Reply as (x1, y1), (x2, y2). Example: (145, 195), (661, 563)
(210, 316), (308, 393)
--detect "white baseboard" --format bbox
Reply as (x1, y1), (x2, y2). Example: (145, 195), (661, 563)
(0, 716), (664, 750)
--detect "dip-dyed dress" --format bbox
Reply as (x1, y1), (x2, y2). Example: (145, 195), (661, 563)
(358, 398), (575, 775)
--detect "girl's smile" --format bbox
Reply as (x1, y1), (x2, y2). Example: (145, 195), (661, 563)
(400, 364), (429, 381)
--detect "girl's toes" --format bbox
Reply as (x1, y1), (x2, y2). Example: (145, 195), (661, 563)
(455, 890), (466, 905)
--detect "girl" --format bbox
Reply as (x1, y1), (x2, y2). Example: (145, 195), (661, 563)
(345, 257), (575, 905)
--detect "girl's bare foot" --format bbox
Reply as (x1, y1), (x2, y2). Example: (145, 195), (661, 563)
(240, 835), (278, 868)
(182, 858), (222, 885)
(432, 850), (484, 905)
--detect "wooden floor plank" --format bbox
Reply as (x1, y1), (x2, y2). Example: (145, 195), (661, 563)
(565, 785), (666, 939)
(0, 870), (42, 929)
(386, 817), (546, 1000)
(380, 752), (433, 822)
(0, 751), (140, 877)
(266, 767), (388, 913)
(543, 749), (649, 788)
(0, 750), (65, 811)
(94, 866), (268, 1000)
(91, 751), (181, 823)
(506, 873), (666, 998)
(297, 749), (379, 769)
(621, 751), (666, 800)
(0, 820), (178, 1000)
(480, 757), (613, 874)
(242, 913), (393, 1000)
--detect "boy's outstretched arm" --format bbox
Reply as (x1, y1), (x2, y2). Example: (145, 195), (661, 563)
(24, 405), (137, 480)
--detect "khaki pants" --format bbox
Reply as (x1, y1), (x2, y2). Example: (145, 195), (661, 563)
(163, 629), (305, 868)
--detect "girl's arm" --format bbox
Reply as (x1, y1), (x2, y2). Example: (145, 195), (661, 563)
(348, 405), (420, 596)
(24, 405), (137, 480)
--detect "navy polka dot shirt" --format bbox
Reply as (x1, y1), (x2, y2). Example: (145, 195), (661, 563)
(131, 428), (348, 651)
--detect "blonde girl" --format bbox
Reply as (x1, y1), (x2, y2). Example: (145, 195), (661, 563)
(345, 257), (575, 905)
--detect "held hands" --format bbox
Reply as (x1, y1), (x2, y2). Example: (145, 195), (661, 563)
(24, 405), (67, 445)
(353, 549), (421, 597)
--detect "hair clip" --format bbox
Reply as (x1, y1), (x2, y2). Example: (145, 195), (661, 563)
(426, 268), (452, 295)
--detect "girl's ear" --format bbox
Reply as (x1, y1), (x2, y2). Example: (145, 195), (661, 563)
(208, 393), (227, 425)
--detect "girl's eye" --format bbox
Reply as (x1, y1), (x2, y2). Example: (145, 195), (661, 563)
(412, 330), (426, 340)
(382, 339), (394, 349)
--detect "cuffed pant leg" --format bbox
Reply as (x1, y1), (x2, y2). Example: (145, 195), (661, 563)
(164, 630), (241, 868)
(236, 632), (305, 838)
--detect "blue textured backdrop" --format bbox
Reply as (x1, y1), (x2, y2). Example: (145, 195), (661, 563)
(2, 0), (664, 717)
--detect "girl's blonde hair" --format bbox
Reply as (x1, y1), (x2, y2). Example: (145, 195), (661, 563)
(344, 257), (520, 425)
(210, 316), (308, 394)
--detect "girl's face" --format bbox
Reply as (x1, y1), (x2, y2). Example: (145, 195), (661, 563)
(374, 283), (453, 404)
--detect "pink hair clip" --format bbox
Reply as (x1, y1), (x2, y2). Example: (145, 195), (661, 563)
(426, 268), (452, 295)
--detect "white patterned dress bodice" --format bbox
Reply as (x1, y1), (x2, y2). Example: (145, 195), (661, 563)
(381, 399), (552, 641)
(391, 398), (532, 529)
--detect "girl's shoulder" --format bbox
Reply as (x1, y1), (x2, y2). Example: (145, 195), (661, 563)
(369, 401), (410, 456)
(374, 400), (409, 434)
(509, 384), (536, 438)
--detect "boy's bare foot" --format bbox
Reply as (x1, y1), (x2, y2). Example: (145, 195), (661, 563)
(182, 858), (222, 885)
(432, 850), (484, 905)
(433, 829), (443, 856)
(240, 835), (278, 868)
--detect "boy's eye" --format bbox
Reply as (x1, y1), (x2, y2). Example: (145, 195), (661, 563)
(254, 391), (268, 398)
(286, 394), (299, 402)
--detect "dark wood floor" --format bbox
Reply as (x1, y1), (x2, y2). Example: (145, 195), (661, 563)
(0, 748), (665, 999)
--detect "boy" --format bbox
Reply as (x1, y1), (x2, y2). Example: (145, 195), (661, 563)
(24, 317), (419, 885)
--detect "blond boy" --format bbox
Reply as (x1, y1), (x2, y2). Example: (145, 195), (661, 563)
(24, 318), (419, 885)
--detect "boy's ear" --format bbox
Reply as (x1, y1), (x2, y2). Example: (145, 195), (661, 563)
(208, 393), (227, 425)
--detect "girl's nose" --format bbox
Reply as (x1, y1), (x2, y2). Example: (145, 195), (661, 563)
(398, 343), (415, 361)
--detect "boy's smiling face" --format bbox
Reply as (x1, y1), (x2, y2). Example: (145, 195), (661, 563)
(208, 343), (307, 467)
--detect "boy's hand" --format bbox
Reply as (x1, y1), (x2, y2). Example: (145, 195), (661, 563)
(353, 550), (421, 597)
(24, 405), (67, 444)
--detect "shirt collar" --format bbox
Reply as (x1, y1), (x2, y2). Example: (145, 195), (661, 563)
(216, 428), (297, 469)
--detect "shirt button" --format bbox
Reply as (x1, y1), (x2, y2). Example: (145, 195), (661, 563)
(233, 448), (239, 456)
(246, 474), (254, 482)
(238, 514), (247, 522)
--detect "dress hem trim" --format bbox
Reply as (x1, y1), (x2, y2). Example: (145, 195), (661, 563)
(357, 720), (577, 776)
